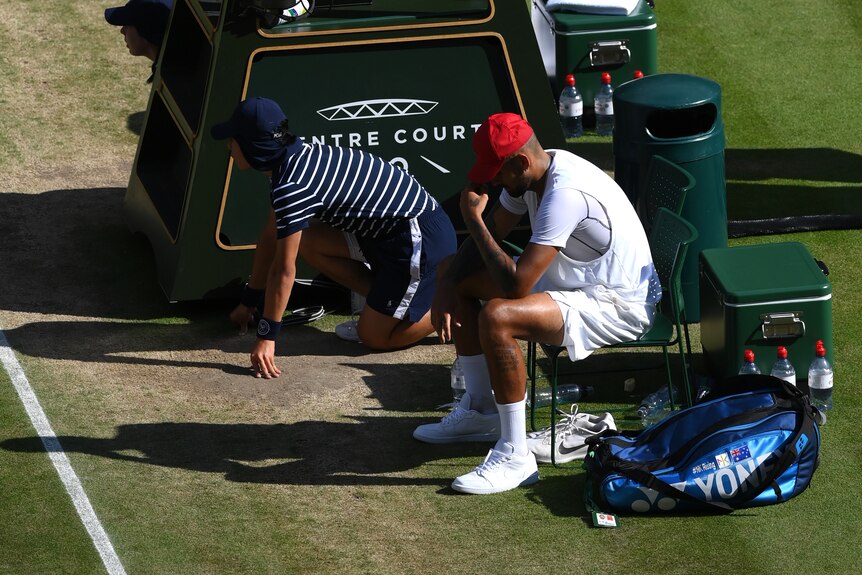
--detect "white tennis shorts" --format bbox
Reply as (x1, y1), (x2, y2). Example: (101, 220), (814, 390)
(547, 285), (656, 362)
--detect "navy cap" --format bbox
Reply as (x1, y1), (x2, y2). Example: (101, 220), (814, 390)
(211, 97), (304, 171)
(105, 0), (172, 48)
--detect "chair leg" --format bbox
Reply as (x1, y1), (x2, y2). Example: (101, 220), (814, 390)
(661, 345), (676, 411)
(549, 348), (562, 466)
(678, 325), (694, 407)
(528, 341), (538, 432)
(682, 321), (695, 406)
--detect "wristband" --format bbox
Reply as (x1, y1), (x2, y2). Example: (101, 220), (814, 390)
(240, 285), (265, 309)
(256, 317), (281, 341)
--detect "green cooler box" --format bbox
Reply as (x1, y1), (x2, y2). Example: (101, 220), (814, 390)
(699, 242), (833, 381)
(530, 0), (657, 124)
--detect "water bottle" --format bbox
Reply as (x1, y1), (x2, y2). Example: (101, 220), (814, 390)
(807, 340), (833, 414)
(770, 346), (796, 386)
(594, 72), (614, 136)
(558, 73), (583, 138)
(738, 349), (761, 375)
(527, 384), (592, 408)
(450, 357), (466, 404)
(636, 384), (679, 427)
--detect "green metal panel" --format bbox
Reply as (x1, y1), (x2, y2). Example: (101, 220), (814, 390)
(530, 0), (657, 108)
(123, 0), (564, 302)
(699, 242), (833, 381)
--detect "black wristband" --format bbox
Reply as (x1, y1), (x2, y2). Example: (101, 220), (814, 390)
(256, 317), (281, 341)
(240, 285), (265, 309)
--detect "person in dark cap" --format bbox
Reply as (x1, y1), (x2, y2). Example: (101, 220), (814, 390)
(415, 112), (659, 494)
(104, 0), (173, 83)
(211, 97), (457, 379)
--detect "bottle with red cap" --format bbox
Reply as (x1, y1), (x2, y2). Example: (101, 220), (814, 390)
(738, 349), (761, 375)
(558, 73), (583, 138)
(807, 340), (833, 414)
(770, 346), (796, 385)
(594, 72), (614, 136)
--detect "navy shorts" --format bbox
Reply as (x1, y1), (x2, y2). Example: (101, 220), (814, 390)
(354, 206), (456, 322)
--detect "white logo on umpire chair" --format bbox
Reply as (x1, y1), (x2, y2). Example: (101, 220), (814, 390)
(317, 99), (438, 121)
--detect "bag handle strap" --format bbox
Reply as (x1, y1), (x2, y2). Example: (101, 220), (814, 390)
(725, 401), (819, 506)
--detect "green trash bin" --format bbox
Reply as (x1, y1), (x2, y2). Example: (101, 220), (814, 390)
(613, 73), (727, 322)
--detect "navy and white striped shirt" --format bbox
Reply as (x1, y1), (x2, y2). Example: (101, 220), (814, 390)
(270, 143), (436, 239)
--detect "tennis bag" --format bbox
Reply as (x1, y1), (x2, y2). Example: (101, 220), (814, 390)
(584, 375), (821, 515)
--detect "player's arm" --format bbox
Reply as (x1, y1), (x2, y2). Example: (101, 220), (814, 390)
(431, 187), (523, 342)
(461, 187), (558, 299)
(249, 229), (302, 379)
(230, 209), (276, 333)
(443, 187), (522, 286)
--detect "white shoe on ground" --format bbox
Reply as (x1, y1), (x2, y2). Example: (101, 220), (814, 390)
(527, 405), (616, 464)
(413, 393), (500, 444)
(451, 442), (539, 494)
(335, 318), (361, 342)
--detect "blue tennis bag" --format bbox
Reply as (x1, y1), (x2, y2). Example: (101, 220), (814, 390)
(584, 375), (821, 515)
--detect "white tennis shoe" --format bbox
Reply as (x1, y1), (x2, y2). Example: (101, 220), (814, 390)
(527, 405), (616, 464)
(451, 442), (539, 494)
(335, 317), (361, 342)
(412, 393), (500, 444)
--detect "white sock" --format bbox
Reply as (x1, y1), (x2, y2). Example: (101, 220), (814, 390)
(458, 354), (496, 414)
(495, 398), (528, 456)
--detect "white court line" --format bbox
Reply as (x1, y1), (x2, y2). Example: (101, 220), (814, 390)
(0, 329), (127, 575)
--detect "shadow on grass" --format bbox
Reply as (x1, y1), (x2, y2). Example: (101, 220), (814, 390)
(350, 361), (453, 412)
(0, 417), (493, 487)
(525, 473), (589, 521)
(127, 111), (146, 135)
(2, 319), (375, 370)
(0, 187), (200, 321)
(565, 143), (862, 222)
(529, 349), (693, 402)
(0, 187), (347, 322)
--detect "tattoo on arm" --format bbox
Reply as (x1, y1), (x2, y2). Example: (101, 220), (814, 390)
(446, 202), (511, 286)
(465, 217), (517, 294)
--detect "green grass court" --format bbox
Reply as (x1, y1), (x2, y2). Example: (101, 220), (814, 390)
(2, 1), (862, 574)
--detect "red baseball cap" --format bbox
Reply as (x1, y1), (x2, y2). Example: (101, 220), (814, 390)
(468, 113), (534, 184)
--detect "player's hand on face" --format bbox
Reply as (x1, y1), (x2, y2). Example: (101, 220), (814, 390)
(229, 304), (256, 335)
(250, 339), (281, 379)
(460, 184), (489, 224)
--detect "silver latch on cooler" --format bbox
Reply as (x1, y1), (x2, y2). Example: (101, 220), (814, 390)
(761, 312), (805, 339)
(589, 40), (631, 67)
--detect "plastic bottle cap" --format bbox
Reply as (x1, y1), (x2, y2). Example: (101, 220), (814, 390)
(565, 74), (575, 86)
(816, 345), (826, 357)
(777, 346), (788, 359)
(601, 72), (612, 84)
(633, 70), (644, 79)
(744, 349), (755, 363)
